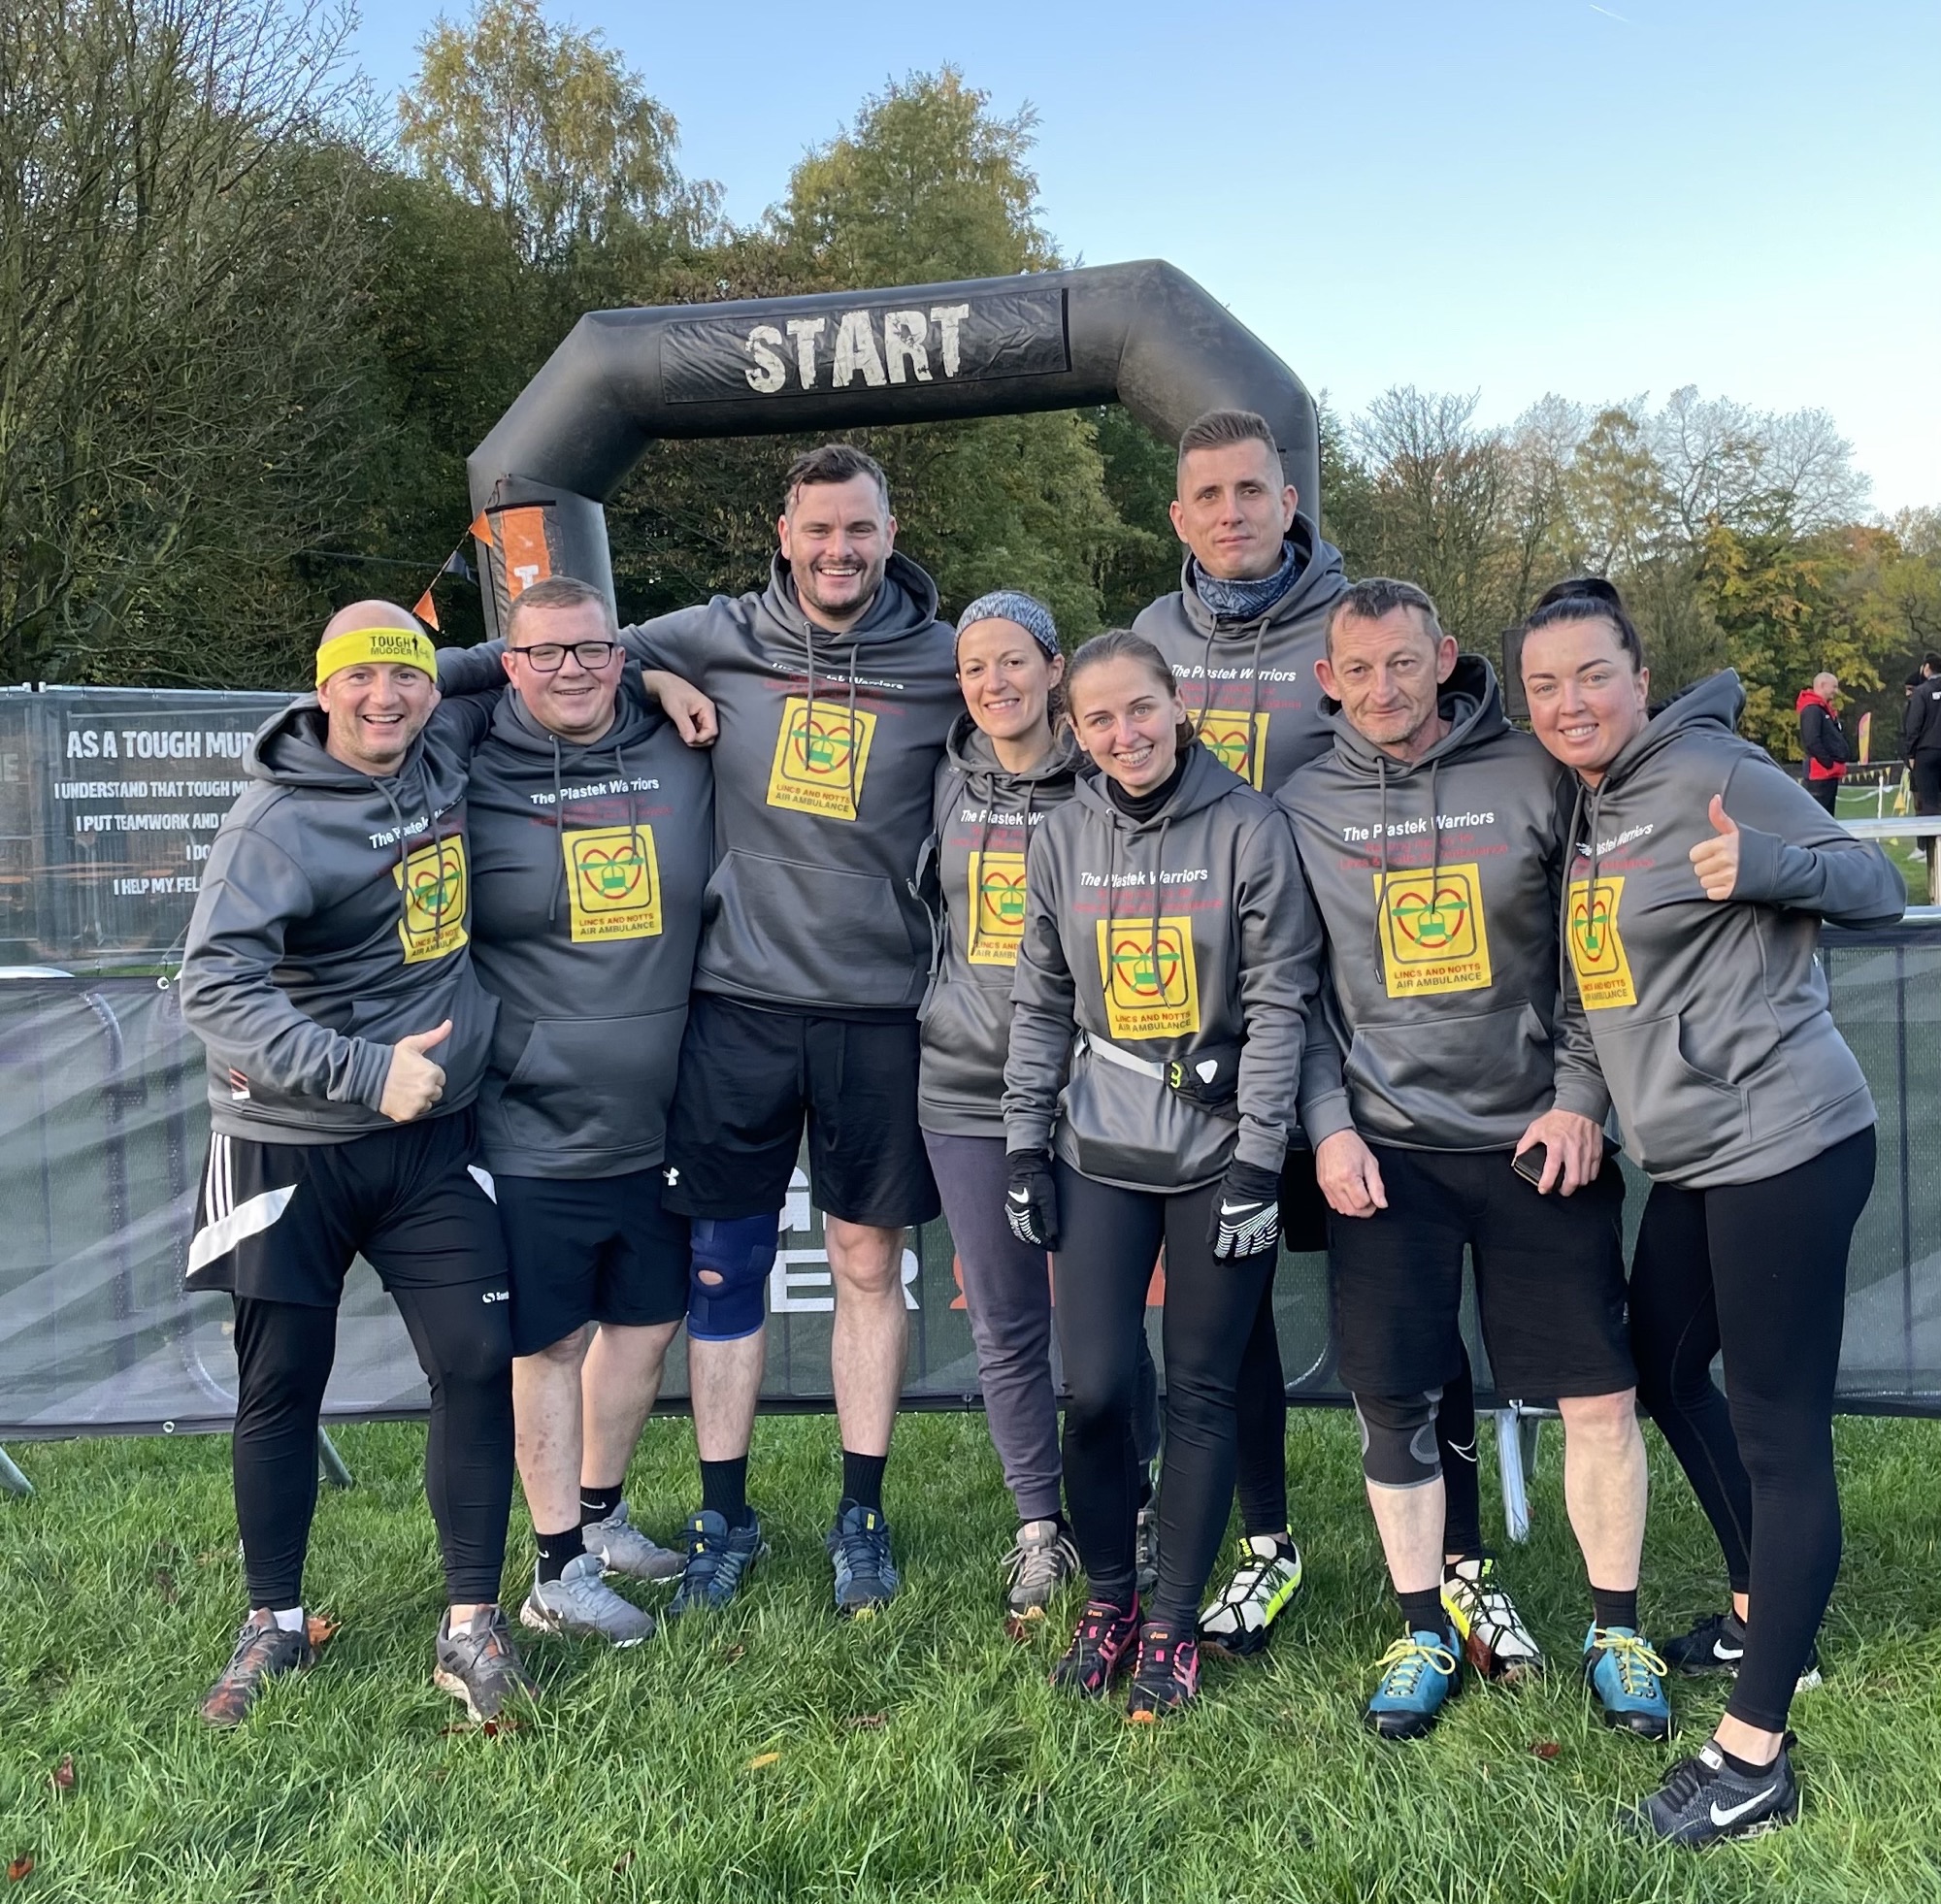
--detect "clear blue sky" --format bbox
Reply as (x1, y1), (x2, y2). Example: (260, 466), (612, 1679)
(349, 0), (1940, 509)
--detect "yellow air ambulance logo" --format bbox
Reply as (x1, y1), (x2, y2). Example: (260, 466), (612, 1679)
(1565, 873), (1636, 1009)
(967, 850), (1028, 967)
(563, 826), (663, 943)
(1194, 708), (1269, 789)
(1373, 862), (1493, 997)
(1096, 915), (1201, 1040)
(395, 836), (468, 965)
(766, 695), (877, 821)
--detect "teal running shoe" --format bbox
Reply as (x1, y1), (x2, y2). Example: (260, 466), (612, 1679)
(665, 1509), (767, 1619)
(1364, 1629), (1462, 1740)
(827, 1501), (900, 1617)
(1583, 1625), (1673, 1739)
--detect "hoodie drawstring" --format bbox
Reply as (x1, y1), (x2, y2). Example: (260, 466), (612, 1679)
(547, 737), (565, 925)
(1191, 613), (1272, 783)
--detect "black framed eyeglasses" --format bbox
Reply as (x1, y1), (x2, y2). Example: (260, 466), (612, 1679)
(509, 640), (619, 673)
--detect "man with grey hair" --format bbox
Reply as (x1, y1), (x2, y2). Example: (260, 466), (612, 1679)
(1795, 673), (1849, 816)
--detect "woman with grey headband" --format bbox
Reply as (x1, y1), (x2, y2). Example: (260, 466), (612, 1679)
(915, 591), (1157, 1618)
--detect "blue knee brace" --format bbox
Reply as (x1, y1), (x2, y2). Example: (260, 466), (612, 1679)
(687, 1214), (777, 1342)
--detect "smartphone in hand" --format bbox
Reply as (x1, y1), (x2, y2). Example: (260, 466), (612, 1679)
(1511, 1144), (1548, 1189)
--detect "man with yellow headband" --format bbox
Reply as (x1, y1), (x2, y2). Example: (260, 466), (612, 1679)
(178, 600), (534, 1728)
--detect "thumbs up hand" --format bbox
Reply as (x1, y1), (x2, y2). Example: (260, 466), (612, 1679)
(1688, 794), (1740, 902)
(379, 1019), (452, 1123)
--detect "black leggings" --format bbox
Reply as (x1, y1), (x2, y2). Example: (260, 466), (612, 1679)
(232, 1287), (515, 1608)
(1628, 1128), (1874, 1731)
(1052, 1163), (1275, 1630)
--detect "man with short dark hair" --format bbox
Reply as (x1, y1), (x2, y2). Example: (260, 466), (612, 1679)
(1133, 410), (1504, 1670)
(439, 445), (961, 1616)
(181, 600), (534, 1726)
(1280, 579), (1665, 1743)
(1903, 653), (1941, 816)
(451, 574), (715, 1645)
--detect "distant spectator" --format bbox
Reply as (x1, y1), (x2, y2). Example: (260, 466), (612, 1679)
(1795, 673), (1850, 816)
(1902, 653), (1941, 816)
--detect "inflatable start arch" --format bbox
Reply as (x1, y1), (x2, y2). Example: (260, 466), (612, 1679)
(465, 259), (1318, 634)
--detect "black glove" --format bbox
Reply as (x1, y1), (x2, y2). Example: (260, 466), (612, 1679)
(1005, 1148), (1061, 1251)
(1209, 1159), (1283, 1261)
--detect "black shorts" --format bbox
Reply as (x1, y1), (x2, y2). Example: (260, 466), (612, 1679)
(185, 1108), (508, 1307)
(1329, 1143), (1633, 1401)
(1279, 1147), (1330, 1255)
(1914, 751), (1941, 817)
(661, 994), (940, 1228)
(494, 1167), (689, 1356)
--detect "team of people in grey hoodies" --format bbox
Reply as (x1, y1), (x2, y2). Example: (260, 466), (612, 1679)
(175, 417), (1901, 1846)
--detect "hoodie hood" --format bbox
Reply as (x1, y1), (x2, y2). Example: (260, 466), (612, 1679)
(1318, 654), (1507, 782)
(1795, 687), (1831, 714)
(249, 697), (410, 795)
(1175, 516), (1344, 640)
(1595, 668), (1746, 793)
(1133, 517), (1348, 794)
(915, 717), (1087, 1136)
(760, 548), (940, 647)
(1070, 737), (1237, 833)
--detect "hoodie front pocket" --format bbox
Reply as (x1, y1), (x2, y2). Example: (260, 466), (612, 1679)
(497, 1012), (682, 1158)
(1343, 1002), (1554, 1141)
(700, 850), (921, 1008)
(1596, 1012), (1749, 1177)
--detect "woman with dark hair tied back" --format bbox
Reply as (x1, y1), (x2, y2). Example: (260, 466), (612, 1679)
(1002, 631), (1323, 1719)
(1520, 576), (1905, 1847)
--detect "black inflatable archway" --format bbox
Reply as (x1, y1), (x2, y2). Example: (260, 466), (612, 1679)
(466, 259), (1318, 636)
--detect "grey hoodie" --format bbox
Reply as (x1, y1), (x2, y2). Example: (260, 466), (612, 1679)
(1133, 517), (1348, 793)
(463, 678), (713, 1178)
(179, 700), (497, 1143)
(1277, 656), (1607, 1153)
(916, 715), (1084, 1137)
(437, 552), (961, 1015)
(1558, 670), (1904, 1188)
(1003, 743), (1322, 1192)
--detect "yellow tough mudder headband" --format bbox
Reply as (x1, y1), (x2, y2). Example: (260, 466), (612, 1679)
(314, 626), (437, 688)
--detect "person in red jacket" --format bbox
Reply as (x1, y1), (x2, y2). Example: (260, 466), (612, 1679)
(1795, 674), (1850, 816)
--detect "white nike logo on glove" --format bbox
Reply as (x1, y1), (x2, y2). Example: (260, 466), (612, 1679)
(1708, 1787), (1777, 1827)
(1008, 1188), (1030, 1202)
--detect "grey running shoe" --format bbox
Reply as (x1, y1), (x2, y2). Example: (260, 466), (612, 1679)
(665, 1509), (767, 1619)
(1135, 1494), (1159, 1598)
(1003, 1519), (1080, 1618)
(519, 1553), (655, 1646)
(200, 1609), (313, 1726)
(434, 1606), (539, 1722)
(1630, 1735), (1799, 1847)
(1661, 1609), (1822, 1691)
(581, 1501), (685, 1582)
(827, 1501), (900, 1617)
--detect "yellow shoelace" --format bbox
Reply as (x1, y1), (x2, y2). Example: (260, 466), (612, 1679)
(1592, 1629), (1668, 1694)
(1375, 1636), (1459, 1689)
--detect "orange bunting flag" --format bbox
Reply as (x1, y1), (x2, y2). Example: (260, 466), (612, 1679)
(412, 588), (440, 632)
(469, 510), (494, 548)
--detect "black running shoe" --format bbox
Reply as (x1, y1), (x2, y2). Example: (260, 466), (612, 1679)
(1661, 1610), (1821, 1690)
(200, 1610), (314, 1727)
(1126, 1622), (1200, 1722)
(827, 1502), (900, 1618)
(1050, 1598), (1141, 1697)
(433, 1606), (538, 1722)
(1630, 1735), (1800, 1847)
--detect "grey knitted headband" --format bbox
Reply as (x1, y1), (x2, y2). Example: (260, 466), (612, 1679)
(956, 589), (1059, 658)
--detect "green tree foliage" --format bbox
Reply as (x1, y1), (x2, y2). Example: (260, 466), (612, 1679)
(0, 0), (378, 686)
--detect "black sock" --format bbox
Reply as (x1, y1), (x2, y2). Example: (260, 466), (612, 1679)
(1398, 1587), (1451, 1644)
(1592, 1585), (1639, 1630)
(699, 1457), (750, 1529)
(579, 1482), (623, 1526)
(535, 1523), (584, 1584)
(1716, 1742), (1781, 1777)
(840, 1449), (887, 1515)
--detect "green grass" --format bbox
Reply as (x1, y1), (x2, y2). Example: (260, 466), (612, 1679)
(4, 1411), (1941, 1903)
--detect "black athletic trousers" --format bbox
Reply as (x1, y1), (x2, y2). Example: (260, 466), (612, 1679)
(1628, 1127), (1875, 1731)
(1052, 1162), (1275, 1632)
(232, 1289), (515, 1608)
